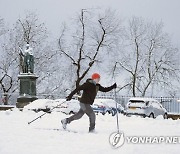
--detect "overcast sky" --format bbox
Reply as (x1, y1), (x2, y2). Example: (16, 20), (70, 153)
(0, 0), (179, 94)
(0, 0), (180, 46)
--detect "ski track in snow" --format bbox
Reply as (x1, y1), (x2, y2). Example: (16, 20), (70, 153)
(0, 108), (180, 154)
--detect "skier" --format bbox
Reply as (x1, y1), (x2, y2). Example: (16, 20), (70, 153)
(61, 73), (117, 132)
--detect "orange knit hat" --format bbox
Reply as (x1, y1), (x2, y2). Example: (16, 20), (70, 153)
(92, 73), (100, 80)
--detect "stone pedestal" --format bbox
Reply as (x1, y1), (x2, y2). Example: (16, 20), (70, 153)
(16, 73), (38, 108)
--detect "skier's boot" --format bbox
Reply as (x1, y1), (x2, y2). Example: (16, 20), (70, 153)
(61, 118), (69, 129)
(89, 123), (95, 133)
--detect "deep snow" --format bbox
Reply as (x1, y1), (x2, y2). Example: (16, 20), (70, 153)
(0, 107), (180, 154)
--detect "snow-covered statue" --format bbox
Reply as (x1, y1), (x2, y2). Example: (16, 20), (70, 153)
(20, 44), (34, 73)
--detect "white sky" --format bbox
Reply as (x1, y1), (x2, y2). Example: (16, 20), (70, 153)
(0, 0), (180, 46)
(0, 0), (179, 95)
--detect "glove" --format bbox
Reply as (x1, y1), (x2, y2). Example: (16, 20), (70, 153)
(66, 95), (72, 101)
(112, 83), (117, 89)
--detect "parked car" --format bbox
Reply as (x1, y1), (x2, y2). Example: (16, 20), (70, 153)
(126, 97), (168, 119)
(101, 99), (125, 115)
(92, 99), (125, 116)
(58, 100), (80, 114)
(91, 101), (111, 115)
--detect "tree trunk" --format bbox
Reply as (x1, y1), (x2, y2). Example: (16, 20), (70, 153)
(3, 94), (8, 105)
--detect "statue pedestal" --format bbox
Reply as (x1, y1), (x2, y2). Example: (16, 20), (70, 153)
(16, 73), (38, 108)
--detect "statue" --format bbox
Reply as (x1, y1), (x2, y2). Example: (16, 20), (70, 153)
(19, 44), (34, 73)
(17, 43), (38, 108)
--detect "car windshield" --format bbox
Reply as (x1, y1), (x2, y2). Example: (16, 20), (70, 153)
(129, 100), (145, 103)
(128, 100), (149, 108)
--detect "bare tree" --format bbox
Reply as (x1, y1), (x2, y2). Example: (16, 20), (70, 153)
(58, 9), (122, 91)
(0, 18), (16, 104)
(13, 12), (48, 73)
(0, 12), (63, 103)
(15, 13), (67, 96)
(15, 12), (48, 45)
(112, 17), (179, 97)
(0, 40), (18, 104)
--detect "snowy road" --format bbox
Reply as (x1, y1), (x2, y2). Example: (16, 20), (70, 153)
(0, 109), (180, 154)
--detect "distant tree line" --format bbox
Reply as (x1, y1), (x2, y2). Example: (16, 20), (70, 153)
(0, 8), (179, 102)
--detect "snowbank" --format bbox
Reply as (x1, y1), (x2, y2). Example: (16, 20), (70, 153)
(25, 98), (122, 110)
(0, 108), (180, 154)
(24, 99), (66, 110)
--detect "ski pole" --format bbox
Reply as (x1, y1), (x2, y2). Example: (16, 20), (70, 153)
(114, 87), (120, 133)
(112, 64), (120, 133)
(28, 100), (67, 125)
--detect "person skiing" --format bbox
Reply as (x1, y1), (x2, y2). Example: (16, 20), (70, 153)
(61, 73), (117, 132)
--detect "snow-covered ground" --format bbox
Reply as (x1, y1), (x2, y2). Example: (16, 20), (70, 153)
(0, 107), (180, 154)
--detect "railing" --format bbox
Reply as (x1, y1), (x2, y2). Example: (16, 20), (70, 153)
(96, 94), (180, 114)
(1, 92), (180, 114)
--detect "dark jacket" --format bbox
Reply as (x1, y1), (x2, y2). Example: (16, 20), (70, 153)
(67, 79), (116, 105)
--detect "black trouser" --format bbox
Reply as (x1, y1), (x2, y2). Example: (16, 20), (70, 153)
(67, 103), (96, 130)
